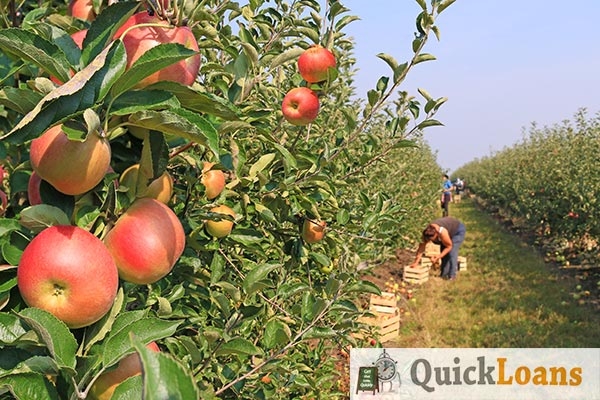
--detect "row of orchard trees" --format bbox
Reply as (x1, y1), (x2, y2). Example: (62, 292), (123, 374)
(0, 0), (448, 399)
(455, 109), (600, 266)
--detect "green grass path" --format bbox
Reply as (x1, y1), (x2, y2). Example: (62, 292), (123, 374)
(391, 198), (600, 347)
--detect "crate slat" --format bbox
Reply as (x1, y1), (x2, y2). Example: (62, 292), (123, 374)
(402, 265), (429, 284)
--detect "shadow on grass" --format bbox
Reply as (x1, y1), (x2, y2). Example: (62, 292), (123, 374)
(392, 198), (600, 348)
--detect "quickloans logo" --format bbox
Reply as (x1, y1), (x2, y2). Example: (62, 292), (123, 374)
(350, 348), (600, 400)
(410, 355), (581, 392)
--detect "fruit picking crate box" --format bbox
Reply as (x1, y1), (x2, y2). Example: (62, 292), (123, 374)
(424, 242), (440, 256)
(458, 256), (467, 271)
(358, 292), (401, 342)
(402, 265), (429, 284)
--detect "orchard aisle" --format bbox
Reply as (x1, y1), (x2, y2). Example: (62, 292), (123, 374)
(387, 199), (600, 348)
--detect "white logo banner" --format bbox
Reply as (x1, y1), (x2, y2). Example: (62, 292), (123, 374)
(350, 348), (600, 400)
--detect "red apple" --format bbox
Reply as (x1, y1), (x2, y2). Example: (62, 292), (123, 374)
(281, 87), (320, 126)
(119, 164), (173, 204)
(297, 45), (336, 83)
(201, 162), (226, 200)
(27, 171), (43, 205)
(17, 225), (119, 328)
(302, 218), (326, 244)
(0, 189), (7, 216)
(104, 198), (185, 284)
(205, 205), (236, 238)
(29, 125), (111, 196)
(114, 12), (201, 88)
(68, 0), (96, 21)
(89, 342), (160, 400)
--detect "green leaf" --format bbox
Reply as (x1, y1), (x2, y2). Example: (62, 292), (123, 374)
(112, 43), (199, 96)
(302, 326), (336, 339)
(109, 90), (181, 115)
(262, 319), (291, 349)
(0, 28), (72, 83)
(102, 318), (180, 369)
(417, 119), (444, 129)
(0, 313), (27, 345)
(139, 131), (169, 181)
(277, 282), (309, 298)
(376, 53), (399, 73)
(19, 205), (70, 233)
(0, 87), (43, 115)
(417, 88), (432, 101)
(248, 153), (276, 178)
(128, 108), (219, 158)
(336, 209), (350, 225)
(415, 0), (427, 10)
(413, 53), (437, 65)
(269, 47), (305, 70)
(242, 263), (279, 295)
(346, 280), (381, 295)
(0, 218), (21, 237)
(438, 0), (457, 14)
(0, 373), (59, 400)
(309, 252), (331, 267)
(215, 337), (262, 356)
(1, 41), (127, 143)
(132, 335), (201, 400)
(367, 89), (379, 107)
(17, 308), (78, 371)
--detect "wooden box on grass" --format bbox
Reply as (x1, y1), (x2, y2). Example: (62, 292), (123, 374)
(458, 256), (467, 271)
(425, 242), (440, 256)
(403, 265), (429, 284)
(358, 292), (401, 343)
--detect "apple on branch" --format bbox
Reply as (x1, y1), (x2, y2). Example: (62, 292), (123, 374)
(201, 162), (226, 200)
(29, 124), (111, 196)
(282, 87), (320, 126)
(17, 225), (119, 329)
(205, 205), (236, 238)
(297, 45), (336, 83)
(104, 198), (185, 285)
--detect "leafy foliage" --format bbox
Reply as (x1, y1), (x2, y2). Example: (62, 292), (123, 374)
(0, 0), (453, 398)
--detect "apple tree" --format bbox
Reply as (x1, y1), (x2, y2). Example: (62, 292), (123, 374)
(0, 0), (452, 398)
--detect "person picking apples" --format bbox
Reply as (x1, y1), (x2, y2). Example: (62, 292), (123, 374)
(408, 216), (466, 280)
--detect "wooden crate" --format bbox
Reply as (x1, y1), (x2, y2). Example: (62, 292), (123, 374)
(369, 292), (397, 313)
(424, 242), (440, 256)
(458, 256), (467, 271)
(403, 265), (429, 284)
(359, 309), (401, 343)
(357, 293), (401, 342)
(420, 257), (433, 267)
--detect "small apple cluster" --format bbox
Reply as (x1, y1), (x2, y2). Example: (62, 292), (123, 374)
(281, 45), (337, 126)
(384, 276), (417, 313)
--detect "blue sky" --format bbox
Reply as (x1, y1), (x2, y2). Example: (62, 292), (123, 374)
(341, 0), (600, 173)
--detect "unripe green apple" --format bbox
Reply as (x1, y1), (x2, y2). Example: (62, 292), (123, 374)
(205, 205), (236, 238)
(119, 164), (173, 204)
(17, 225), (119, 328)
(89, 342), (160, 400)
(104, 198), (185, 284)
(29, 125), (111, 196)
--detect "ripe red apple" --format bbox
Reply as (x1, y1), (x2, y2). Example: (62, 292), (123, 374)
(68, 0), (96, 21)
(205, 205), (236, 238)
(0, 189), (7, 216)
(302, 219), (326, 244)
(17, 225), (119, 328)
(281, 87), (320, 126)
(27, 171), (43, 205)
(201, 162), (226, 200)
(89, 342), (160, 400)
(114, 12), (201, 88)
(297, 45), (336, 83)
(104, 198), (185, 284)
(119, 164), (173, 204)
(29, 125), (111, 196)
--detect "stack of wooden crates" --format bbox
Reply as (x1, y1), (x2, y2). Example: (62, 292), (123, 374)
(402, 243), (440, 284)
(359, 292), (401, 342)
